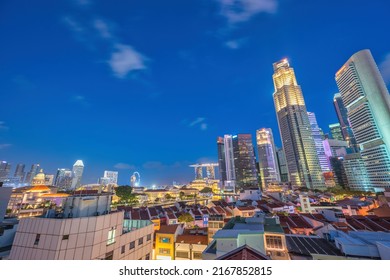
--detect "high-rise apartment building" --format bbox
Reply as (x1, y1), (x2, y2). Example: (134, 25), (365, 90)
(256, 128), (280, 189)
(329, 123), (344, 141)
(308, 112), (330, 172)
(333, 93), (359, 151)
(276, 148), (288, 182)
(272, 58), (325, 189)
(232, 134), (259, 190)
(71, 160), (84, 189)
(335, 49), (390, 190)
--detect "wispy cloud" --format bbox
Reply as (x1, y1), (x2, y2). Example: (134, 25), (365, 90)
(108, 44), (147, 78)
(187, 117), (208, 131)
(0, 121), (8, 130)
(143, 161), (183, 170)
(94, 19), (112, 39)
(114, 163), (136, 170)
(189, 117), (205, 127)
(216, 0), (278, 24)
(225, 37), (248, 49)
(0, 144), (12, 150)
(380, 53), (390, 85)
(71, 95), (91, 107)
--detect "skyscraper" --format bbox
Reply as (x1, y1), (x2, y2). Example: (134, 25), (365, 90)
(13, 163), (26, 183)
(329, 123), (344, 141)
(217, 135), (236, 192)
(232, 134), (259, 190)
(308, 112), (330, 173)
(256, 128), (280, 189)
(272, 58), (325, 189)
(71, 160), (84, 189)
(24, 163), (40, 185)
(103, 171), (118, 185)
(335, 49), (390, 190)
(0, 161), (11, 183)
(54, 168), (73, 189)
(333, 93), (359, 151)
(276, 148), (288, 182)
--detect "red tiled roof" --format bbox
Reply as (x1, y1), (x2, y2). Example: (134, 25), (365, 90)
(156, 224), (180, 234)
(176, 235), (208, 245)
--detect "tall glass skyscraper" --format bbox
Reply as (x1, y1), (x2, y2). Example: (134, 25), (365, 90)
(333, 93), (359, 151)
(217, 135), (236, 192)
(256, 128), (280, 189)
(308, 112), (330, 172)
(232, 134), (259, 190)
(335, 49), (390, 190)
(329, 123), (344, 141)
(272, 58), (325, 189)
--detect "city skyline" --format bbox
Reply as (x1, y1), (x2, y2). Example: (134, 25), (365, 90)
(1, 1), (390, 185)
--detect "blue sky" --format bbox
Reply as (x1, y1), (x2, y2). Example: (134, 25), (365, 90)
(1, 0), (390, 185)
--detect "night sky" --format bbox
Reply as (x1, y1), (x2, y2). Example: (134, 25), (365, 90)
(1, 0), (389, 185)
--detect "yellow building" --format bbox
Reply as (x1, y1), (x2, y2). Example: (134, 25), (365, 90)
(154, 224), (184, 260)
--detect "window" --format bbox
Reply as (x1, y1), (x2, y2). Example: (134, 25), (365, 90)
(105, 251), (113, 260)
(145, 253), (150, 260)
(34, 234), (40, 246)
(129, 241), (135, 250)
(176, 251), (189, 258)
(107, 228), (116, 245)
(121, 245), (125, 254)
(193, 252), (202, 260)
(159, 237), (170, 243)
(158, 248), (170, 255)
(265, 235), (283, 249)
(147, 234), (151, 241)
(62, 234), (69, 240)
(138, 237), (143, 245)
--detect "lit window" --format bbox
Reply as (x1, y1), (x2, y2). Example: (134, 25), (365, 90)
(158, 248), (170, 255)
(159, 237), (170, 243)
(265, 235), (283, 249)
(107, 228), (116, 245)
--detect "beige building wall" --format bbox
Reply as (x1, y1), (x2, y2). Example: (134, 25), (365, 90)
(9, 211), (153, 260)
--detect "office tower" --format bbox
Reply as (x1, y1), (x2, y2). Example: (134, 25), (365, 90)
(343, 153), (371, 191)
(329, 157), (348, 188)
(333, 93), (359, 151)
(276, 148), (288, 182)
(336, 49), (390, 190)
(323, 139), (348, 159)
(232, 134), (259, 190)
(256, 128), (280, 189)
(329, 123), (344, 141)
(0, 161), (11, 182)
(24, 164), (40, 185)
(71, 160), (84, 189)
(217, 137), (227, 184)
(217, 135), (236, 192)
(103, 171), (118, 185)
(308, 112), (330, 172)
(54, 168), (73, 189)
(13, 163), (26, 183)
(272, 58), (325, 189)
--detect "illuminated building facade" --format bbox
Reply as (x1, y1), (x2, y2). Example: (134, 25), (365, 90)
(217, 135), (236, 192)
(276, 148), (288, 182)
(329, 123), (344, 141)
(232, 134), (259, 190)
(336, 49), (390, 190)
(54, 168), (73, 189)
(272, 58), (324, 189)
(71, 160), (84, 189)
(24, 164), (40, 185)
(333, 93), (359, 151)
(0, 161), (11, 183)
(13, 163), (26, 184)
(256, 128), (280, 189)
(308, 112), (330, 172)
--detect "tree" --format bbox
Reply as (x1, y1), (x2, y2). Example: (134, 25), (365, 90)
(155, 197), (160, 203)
(165, 193), (173, 200)
(179, 191), (185, 200)
(178, 212), (194, 223)
(200, 187), (213, 194)
(115, 185), (134, 203)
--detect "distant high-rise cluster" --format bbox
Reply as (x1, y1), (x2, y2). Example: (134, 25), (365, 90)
(216, 49), (390, 192)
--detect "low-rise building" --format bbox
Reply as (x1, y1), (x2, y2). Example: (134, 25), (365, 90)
(154, 224), (184, 260)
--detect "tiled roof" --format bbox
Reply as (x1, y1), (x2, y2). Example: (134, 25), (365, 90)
(176, 235), (208, 245)
(216, 245), (270, 260)
(156, 224), (180, 234)
(286, 235), (342, 256)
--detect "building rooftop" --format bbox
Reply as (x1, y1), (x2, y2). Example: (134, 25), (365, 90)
(156, 224), (180, 234)
(122, 219), (153, 234)
(216, 245), (270, 260)
(286, 235), (343, 257)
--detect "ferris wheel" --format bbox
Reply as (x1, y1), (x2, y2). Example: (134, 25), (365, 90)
(130, 171), (141, 187)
